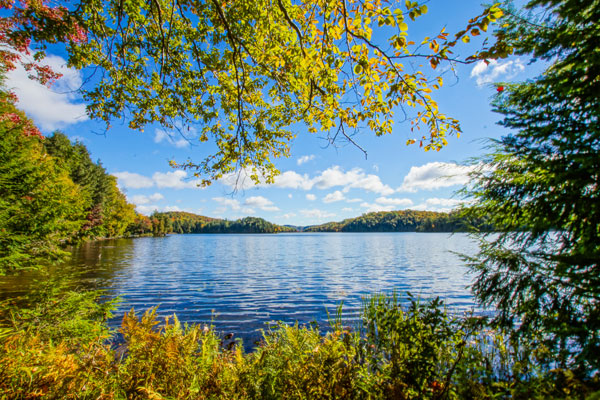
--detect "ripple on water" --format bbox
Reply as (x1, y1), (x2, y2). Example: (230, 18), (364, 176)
(0, 232), (482, 350)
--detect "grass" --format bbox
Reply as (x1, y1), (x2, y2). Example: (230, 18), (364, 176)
(0, 291), (598, 399)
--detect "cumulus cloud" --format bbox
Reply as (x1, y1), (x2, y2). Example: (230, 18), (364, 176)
(470, 59), (525, 86)
(213, 197), (255, 215)
(153, 170), (202, 189)
(306, 194), (316, 201)
(300, 209), (336, 220)
(7, 54), (88, 130)
(273, 171), (314, 190)
(114, 170), (203, 190)
(313, 166), (395, 195)
(130, 193), (164, 205)
(243, 196), (279, 211)
(135, 204), (201, 215)
(375, 197), (413, 207)
(412, 198), (467, 212)
(341, 207), (353, 212)
(360, 202), (396, 213)
(154, 129), (192, 148)
(323, 190), (345, 203)
(297, 155), (315, 165)
(113, 172), (154, 189)
(397, 162), (476, 192)
(220, 166), (393, 195)
(136, 205), (160, 215)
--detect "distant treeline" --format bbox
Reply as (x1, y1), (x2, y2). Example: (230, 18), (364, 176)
(303, 210), (487, 233)
(157, 209), (488, 235)
(154, 212), (296, 234)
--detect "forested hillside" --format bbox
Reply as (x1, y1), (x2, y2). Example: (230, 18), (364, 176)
(304, 210), (479, 232)
(158, 212), (296, 234)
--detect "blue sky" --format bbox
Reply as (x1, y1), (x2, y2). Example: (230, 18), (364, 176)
(6, 0), (541, 226)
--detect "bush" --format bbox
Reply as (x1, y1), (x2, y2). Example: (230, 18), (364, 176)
(1, 293), (598, 399)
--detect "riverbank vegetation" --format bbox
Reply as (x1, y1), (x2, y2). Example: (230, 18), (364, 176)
(1, 290), (598, 399)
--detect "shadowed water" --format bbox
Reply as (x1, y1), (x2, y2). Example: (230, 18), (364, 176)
(0, 232), (481, 347)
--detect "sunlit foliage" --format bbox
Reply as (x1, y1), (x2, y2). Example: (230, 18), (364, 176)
(0, 90), (139, 273)
(2, 0), (504, 184)
(1, 292), (597, 398)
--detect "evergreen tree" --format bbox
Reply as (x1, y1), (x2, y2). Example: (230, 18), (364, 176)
(0, 98), (86, 273)
(464, 0), (600, 374)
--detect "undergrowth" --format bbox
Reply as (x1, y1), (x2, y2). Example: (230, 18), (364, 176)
(0, 291), (598, 399)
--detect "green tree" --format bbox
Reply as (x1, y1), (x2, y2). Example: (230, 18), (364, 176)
(0, 96), (87, 274)
(1, 0), (504, 184)
(463, 0), (600, 374)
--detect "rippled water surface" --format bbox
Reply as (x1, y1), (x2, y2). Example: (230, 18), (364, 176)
(1, 233), (480, 346)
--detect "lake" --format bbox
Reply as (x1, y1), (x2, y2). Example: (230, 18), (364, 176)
(0, 232), (482, 347)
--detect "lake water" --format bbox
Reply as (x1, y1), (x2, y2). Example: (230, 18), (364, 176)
(0, 232), (482, 347)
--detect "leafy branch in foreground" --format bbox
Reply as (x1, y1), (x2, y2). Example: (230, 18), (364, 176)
(2, 0), (505, 184)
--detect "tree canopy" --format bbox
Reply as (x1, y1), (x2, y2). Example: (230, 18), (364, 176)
(1, 0), (504, 184)
(463, 0), (600, 374)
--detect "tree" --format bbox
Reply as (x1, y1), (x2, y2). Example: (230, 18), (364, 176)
(0, 94), (87, 274)
(463, 0), (600, 374)
(1, 0), (504, 184)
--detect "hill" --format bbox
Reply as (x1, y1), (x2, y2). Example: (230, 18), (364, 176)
(303, 210), (473, 233)
(155, 212), (296, 234)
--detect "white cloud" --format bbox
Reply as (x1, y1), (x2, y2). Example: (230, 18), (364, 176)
(153, 170), (202, 189)
(213, 197), (255, 215)
(113, 172), (154, 189)
(220, 166), (393, 195)
(306, 194), (316, 201)
(360, 202), (396, 213)
(342, 207), (353, 212)
(346, 198), (363, 203)
(154, 129), (191, 148)
(313, 166), (394, 195)
(288, 194), (293, 199)
(130, 193), (164, 205)
(244, 196), (279, 211)
(470, 59), (525, 86)
(360, 196), (413, 213)
(412, 197), (467, 212)
(300, 209), (336, 220)
(375, 197), (413, 207)
(7, 54), (88, 131)
(213, 197), (241, 210)
(297, 155), (315, 165)
(273, 171), (314, 190)
(281, 213), (297, 219)
(397, 162), (476, 192)
(136, 205), (160, 215)
(323, 190), (345, 203)
(114, 170), (203, 190)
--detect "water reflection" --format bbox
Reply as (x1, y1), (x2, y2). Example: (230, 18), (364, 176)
(0, 233), (479, 348)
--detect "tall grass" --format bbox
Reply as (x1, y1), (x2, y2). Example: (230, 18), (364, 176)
(0, 291), (598, 399)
